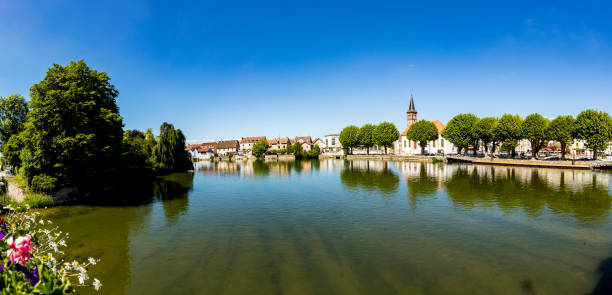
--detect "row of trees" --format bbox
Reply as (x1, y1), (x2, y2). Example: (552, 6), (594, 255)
(411, 110), (611, 159)
(252, 139), (321, 158)
(339, 122), (399, 154)
(0, 60), (192, 194)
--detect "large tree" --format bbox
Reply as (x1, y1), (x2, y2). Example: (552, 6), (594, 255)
(521, 113), (550, 159)
(406, 120), (439, 155)
(493, 114), (523, 158)
(547, 115), (575, 159)
(252, 139), (269, 158)
(339, 125), (360, 154)
(0, 94), (29, 145)
(153, 122), (193, 172)
(474, 117), (497, 155)
(441, 114), (479, 156)
(574, 110), (612, 160)
(357, 124), (376, 155)
(373, 122), (399, 154)
(19, 60), (124, 189)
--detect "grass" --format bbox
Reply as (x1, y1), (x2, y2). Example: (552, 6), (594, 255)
(23, 192), (54, 208)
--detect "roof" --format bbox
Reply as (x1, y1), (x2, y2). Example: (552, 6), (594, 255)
(312, 138), (320, 143)
(202, 142), (217, 147)
(294, 136), (312, 143)
(399, 120), (445, 139)
(408, 94), (416, 112)
(240, 136), (266, 144)
(269, 137), (290, 145)
(217, 140), (240, 149)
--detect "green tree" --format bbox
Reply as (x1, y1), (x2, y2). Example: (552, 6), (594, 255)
(406, 120), (439, 155)
(521, 113), (550, 158)
(474, 117), (497, 155)
(373, 122), (399, 154)
(153, 122), (194, 172)
(357, 124), (376, 155)
(547, 115), (575, 159)
(441, 114), (479, 156)
(252, 139), (269, 158)
(307, 144), (321, 158)
(339, 125), (360, 154)
(19, 60), (124, 189)
(289, 142), (303, 157)
(493, 114), (523, 158)
(0, 94), (29, 145)
(574, 110), (612, 160)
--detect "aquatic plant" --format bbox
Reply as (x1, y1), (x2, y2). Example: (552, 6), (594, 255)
(0, 207), (102, 293)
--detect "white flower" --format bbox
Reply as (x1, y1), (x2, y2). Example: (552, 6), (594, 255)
(50, 242), (59, 252)
(39, 220), (44, 225)
(63, 262), (71, 270)
(88, 257), (96, 265)
(78, 274), (85, 285)
(93, 278), (102, 291)
(59, 240), (67, 247)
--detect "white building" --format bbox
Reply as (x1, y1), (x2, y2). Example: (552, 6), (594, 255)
(217, 140), (240, 156)
(240, 136), (266, 154)
(323, 134), (343, 154)
(394, 95), (457, 155)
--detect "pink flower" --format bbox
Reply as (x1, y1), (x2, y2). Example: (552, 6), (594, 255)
(6, 234), (38, 264)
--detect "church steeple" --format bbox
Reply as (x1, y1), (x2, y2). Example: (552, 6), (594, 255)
(406, 94), (417, 129)
(408, 94), (416, 111)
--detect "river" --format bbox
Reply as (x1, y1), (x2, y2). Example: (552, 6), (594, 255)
(41, 160), (612, 294)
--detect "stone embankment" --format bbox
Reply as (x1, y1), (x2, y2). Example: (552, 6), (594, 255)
(319, 154), (443, 162)
(447, 156), (612, 170)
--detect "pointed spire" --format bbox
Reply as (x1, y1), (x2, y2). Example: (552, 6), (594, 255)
(409, 93), (416, 111)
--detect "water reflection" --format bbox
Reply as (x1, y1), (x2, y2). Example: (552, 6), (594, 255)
(155, 172), (195, 224)
(396, 162), (444, 208)
(340, 160), (399, 196)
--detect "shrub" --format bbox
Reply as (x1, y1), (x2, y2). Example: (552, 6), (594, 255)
(432, 157), (444, 164)
(30, 174), (57, 193)
(0, 177), (7, 195)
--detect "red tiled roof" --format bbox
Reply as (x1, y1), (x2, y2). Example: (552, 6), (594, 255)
(240, 136), (266, 144)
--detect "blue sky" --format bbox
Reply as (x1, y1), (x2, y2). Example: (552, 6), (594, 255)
(1, 1), (611, 142)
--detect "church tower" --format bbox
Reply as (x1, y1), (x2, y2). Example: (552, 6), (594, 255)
(406, 94), (417, 129)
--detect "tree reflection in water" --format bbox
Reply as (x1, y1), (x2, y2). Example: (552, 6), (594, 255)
(155, 172), (195, 224)
(340, 160), (399, 197)
(442, 165), (612, 224)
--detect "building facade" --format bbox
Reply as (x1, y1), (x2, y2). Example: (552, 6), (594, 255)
(217, 140), (240, 156)
(394, 95), (456, 155)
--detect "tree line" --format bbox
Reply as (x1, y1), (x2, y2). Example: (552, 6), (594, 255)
(403, 111), (611, 159)
(0, 60), (193, 195)
(339, 122), (399, 155)
(252, 139), (321, 158)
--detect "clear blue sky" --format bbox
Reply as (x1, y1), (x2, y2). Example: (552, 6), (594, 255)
(1, 1), (611, 142)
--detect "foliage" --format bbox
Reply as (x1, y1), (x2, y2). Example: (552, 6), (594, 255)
(120, 129), (156, 176)
(23, 193), (54, 208)
(441, 114), (479, 155)
(0, 178), (7, 195)
(252, 139), (269, 158)
(431, 157), (444, 164)
(152, 122), (193, 172)
(0, 210), (102, 293)
(18, 60), (124, 190)
(339, 125), (360, 154)
(474, 117), (497, 153)
(406, 120), (439, 155)
(493, 114), (523, 157)
(521, 113), (550, 158)
(547, 115), (575, 159)
(0, 94), (29, 146)
(574, 110), (612, 159)
(357, 124), (376, 155)
(29, 174), (57, 194)
(373, 122), (399, 154)
(289, 142), (302, 156)
(1, 133), (24, 170)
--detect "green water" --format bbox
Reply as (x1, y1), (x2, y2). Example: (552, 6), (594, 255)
(41, 160), (612, 294)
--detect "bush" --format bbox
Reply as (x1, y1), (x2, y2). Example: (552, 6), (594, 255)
(24, 193), (54, 208)
(30, 174), (57, 193)
(432, 157), (444, 164)
(0, 177), (7, 195)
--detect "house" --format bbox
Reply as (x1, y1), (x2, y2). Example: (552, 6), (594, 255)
(395, 95), (456, 155)
(201, 142), (217, 153)
(185, 143), (215, 160)
(269, 137), (291, 150)
(323, 134), (342, 154)
(313, 138), (326, 149)
(301, 142), (312, 153)
(294, 136), (312, 144)
(216, 140), (240, 156)
(240, 136), (266, 154)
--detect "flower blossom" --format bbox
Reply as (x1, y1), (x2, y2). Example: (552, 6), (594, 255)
(6, 234), (38, 264)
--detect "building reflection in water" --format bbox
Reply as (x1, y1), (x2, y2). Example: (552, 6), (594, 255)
(397, 162), (612, 224)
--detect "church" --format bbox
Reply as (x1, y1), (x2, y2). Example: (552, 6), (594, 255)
(394, 95), (457, 155)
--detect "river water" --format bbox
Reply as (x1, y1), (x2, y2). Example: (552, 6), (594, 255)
(42, 160), (612, 294)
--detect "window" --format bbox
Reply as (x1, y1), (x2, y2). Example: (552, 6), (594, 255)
(332, 138), (336, 145)
(433, 140), (436, 148)
(441, 139), (445, 148)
